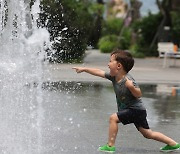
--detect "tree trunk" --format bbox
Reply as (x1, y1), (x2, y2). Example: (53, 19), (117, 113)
(171, 0), (180, 10)
(150, 0), (172, 49)
(156, 0), (172, 26)
(97, 0), (104, 4)
(130, 0), (142, 22)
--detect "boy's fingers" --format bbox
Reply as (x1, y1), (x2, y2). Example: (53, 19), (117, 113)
(72, 67), (81, 73)
(72, 67), (78, 72)
(72, 67), (79, 71)
(125, 77), (129, 82)
(125, 77), (129, 80)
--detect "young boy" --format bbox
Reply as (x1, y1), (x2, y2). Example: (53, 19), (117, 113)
(72, 49), (180, 153)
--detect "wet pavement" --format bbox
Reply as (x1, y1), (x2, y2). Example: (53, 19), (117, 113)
(40, 82), (180, 154)
(1, 50), (180, 154)
(40, 50), (180, 154)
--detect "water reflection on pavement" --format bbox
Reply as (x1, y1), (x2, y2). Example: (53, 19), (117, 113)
(41, 82), (180, 154)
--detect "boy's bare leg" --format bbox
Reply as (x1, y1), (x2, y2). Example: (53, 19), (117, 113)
(139, 127), (177, 146)
(108, 113), (119, 146)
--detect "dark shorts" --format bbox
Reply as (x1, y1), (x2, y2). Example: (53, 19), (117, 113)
(117, 108), (150, 130)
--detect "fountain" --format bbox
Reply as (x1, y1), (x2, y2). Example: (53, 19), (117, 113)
(0, 0), (50, 153)
(1, 1), (180, 154)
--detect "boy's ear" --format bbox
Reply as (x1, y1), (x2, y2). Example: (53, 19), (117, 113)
(117, 63), (122, 69)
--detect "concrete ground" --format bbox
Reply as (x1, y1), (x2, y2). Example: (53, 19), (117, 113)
(43, 49), (180, 85)
(41, 50), (180, 154)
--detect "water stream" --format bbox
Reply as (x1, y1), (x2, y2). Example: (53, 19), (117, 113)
(0, 0), (50, 153)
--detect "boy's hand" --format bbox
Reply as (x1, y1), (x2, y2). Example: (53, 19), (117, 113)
(72, 67), (105, 78)
(125, 77), (134, 89)
(72, 67), (85, 73)
(125, 77), (142, 97)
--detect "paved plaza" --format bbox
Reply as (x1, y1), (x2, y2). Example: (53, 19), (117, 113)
(43, 49), (180, 85)
(40, 50), (180, 154)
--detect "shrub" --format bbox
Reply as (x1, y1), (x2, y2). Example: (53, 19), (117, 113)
(102, 18), (123, 36)
(132, 13), (162, 56)
(119, 27), (132, 50)
(130, 44), (145, 58)
(98, 35), (119, 53)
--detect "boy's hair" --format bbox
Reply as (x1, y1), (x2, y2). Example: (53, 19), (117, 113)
(111, 49), (134, 73)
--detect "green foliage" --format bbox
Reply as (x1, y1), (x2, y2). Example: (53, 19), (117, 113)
(130, 44), (145, 58)
(102, 18), (123, 36)
(133, 13), (162, 44)
(88, 3), (104, 15)
(87, 3), (105, 48)
(98, 35), (119, 53)
(40, 0), (94, 63)
(171, 11), (180, 45)
(119, 27), (132, 50)
(132, 13), (162, 56)
(98, 18), (132, 53)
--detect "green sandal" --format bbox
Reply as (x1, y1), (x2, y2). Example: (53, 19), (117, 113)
(160, 143), (180, 152)
(98, 144), (115, 153)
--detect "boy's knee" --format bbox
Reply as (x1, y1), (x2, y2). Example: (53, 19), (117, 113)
(141, 130), (153, 139)
(139, 128), (153, 139)
(109, 113), (118, 123)
(142, 133), (152, 139)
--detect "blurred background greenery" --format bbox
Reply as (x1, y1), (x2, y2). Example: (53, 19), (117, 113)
(34, 0), (180, 62)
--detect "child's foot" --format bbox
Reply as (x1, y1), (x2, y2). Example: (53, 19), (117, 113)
(98, 144), (115, 153)
(160, 143), (180, 152)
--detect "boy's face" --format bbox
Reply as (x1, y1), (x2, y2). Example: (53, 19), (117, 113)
(108, 54), (121, 76)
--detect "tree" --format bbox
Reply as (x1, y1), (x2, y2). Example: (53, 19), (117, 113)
(150, 0), (180, 48)
(97, 0), (104, 4)
(132, 13), (162, 56)
(156, 0), (172, 26)
(88, 1), (104, 48)
(40, 0), (94, 63)
(130, 0), (142, 23)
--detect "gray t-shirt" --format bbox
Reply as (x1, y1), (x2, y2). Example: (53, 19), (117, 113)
(105, 73), (145, 111)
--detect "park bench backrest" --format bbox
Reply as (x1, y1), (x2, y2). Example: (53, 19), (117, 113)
(158, 42), (174, 57)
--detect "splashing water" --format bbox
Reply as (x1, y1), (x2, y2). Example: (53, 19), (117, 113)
(0, 0), (51, 153)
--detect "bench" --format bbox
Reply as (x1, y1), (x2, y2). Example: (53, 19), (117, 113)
(157, 42), (180, 67)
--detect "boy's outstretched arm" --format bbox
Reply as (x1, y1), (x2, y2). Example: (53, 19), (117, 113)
(72, 67), (105, 78)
